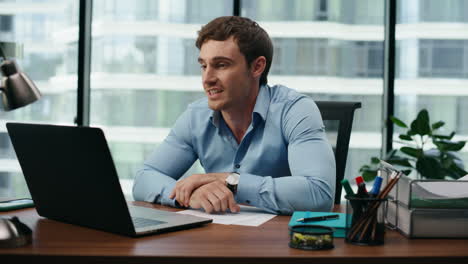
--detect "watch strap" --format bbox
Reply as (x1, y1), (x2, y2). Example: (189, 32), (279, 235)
(227, 182), (238, 194)
(226, 172), (239, 194)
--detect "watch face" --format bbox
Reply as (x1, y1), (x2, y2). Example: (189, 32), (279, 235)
(227, 173), (240, 185)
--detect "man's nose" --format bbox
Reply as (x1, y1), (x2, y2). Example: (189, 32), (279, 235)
(203, 67), (217, 86)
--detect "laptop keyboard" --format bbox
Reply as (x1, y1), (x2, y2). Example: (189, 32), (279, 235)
(132, 217), (166, 228)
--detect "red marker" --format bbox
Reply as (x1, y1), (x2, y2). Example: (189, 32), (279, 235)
(355, 176), (369, 197)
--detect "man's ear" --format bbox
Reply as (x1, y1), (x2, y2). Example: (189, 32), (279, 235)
(250, 56), (266, 79)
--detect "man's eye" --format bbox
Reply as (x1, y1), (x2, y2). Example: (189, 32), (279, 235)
(217, 63), (227, 68)
(200, 65), (207, 70)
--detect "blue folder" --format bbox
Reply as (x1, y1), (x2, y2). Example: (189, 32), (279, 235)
(288, 211), (349, 238)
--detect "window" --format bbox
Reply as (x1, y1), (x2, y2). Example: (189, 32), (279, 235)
(0, 0), (79, 198)
(242, 0), (384, 183)
(3, 0), (465, 202)
(0, 15), (13, 32)
(90, 0), (233, 198)
(418, 39), (467, 78)
(395, 0), (468, 169)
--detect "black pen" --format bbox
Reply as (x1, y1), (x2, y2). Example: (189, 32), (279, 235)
(296, 214), (340, 223)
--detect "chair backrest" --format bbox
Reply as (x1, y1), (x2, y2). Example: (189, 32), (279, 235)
(315, 101), (361, 204)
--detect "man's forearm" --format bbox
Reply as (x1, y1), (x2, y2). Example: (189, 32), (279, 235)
(132, 168), (178, 207)
(236, 173), (335, 215)
(133, 108), (198, 207)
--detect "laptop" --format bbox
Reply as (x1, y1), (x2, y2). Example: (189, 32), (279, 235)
(6, 122), (212, 237)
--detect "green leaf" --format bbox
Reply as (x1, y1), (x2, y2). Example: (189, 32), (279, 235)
(410, 109), (431, 136)
(399, 134), (413, 141)
(390, 116), (408, 128)
(359, 165), (370, 170)
(447, 163), (468, 180)
(448, 131), (456, 140)
(359, 165), (371, 173)
(416, 156), (444, 179)
(433, 131), (457, 140)
(434, 141), (466, 152)
(431, 121), (445, 130)
(400, 147), (422, 158)
(371, 157), (380, 164)
(362, 169), (378, 182)
(432, 133), (454, 140)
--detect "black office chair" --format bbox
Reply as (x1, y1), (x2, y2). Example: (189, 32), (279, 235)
(315, 101), (361, 204)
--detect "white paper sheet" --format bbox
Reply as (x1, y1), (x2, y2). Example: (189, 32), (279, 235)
(413, 174), (468, 199)
(176, 205), (277, 226)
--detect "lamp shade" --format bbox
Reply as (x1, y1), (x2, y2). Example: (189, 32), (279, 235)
(1, 60), (41, 111)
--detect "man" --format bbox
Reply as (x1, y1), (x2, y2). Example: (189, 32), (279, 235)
(133, 16), (335, 215)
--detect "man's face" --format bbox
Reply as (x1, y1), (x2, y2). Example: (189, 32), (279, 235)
(198, 37), (256, 112)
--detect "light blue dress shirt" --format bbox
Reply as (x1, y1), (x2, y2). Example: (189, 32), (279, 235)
(133, 84), (336, 215)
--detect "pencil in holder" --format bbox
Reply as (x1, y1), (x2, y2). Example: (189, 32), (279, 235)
(345, 195), (388, 245)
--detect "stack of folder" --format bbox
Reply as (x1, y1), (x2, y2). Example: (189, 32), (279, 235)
(382, 163), (468, 238)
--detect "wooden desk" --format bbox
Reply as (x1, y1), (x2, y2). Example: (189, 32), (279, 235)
(1, 202), (467, 264)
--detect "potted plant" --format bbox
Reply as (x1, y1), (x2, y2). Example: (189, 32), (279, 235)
(359, 109), (467, 181)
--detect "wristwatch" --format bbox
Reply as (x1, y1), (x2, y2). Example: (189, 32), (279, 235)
(226, 172), (240, 194)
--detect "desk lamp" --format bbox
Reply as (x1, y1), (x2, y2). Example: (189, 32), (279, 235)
(0, 42), (41, 248)
(0, 42), (41, 110)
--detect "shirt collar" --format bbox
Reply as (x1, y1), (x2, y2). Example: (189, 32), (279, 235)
(211, 110), (221, 128)
(209, 84), (270, 127)
(252, 84), (270, 123)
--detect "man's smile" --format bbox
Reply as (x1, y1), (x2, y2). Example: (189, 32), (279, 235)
(207, 88), (224, 98)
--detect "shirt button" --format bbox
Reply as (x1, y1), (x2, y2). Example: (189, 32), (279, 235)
(246, 200), (251, 204)
(235, 164), (241, 169)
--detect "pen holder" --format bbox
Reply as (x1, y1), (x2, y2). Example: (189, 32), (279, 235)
(345, 195), (388, 246)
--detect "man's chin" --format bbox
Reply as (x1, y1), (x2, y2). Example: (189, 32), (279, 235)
(207, 101), (224, 111)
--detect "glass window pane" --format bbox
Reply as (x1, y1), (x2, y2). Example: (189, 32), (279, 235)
(0, 0), (79, 198)
(395, 0), (468, 177)
(90, 0), (233, 199)
(241, 0), (385, 200)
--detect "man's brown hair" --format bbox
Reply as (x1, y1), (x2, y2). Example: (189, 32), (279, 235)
(196, 16), (273, 86)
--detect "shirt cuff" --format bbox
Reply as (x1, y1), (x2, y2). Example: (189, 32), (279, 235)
(236, 172), (264, 207)
(160, 181), (177, 207)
